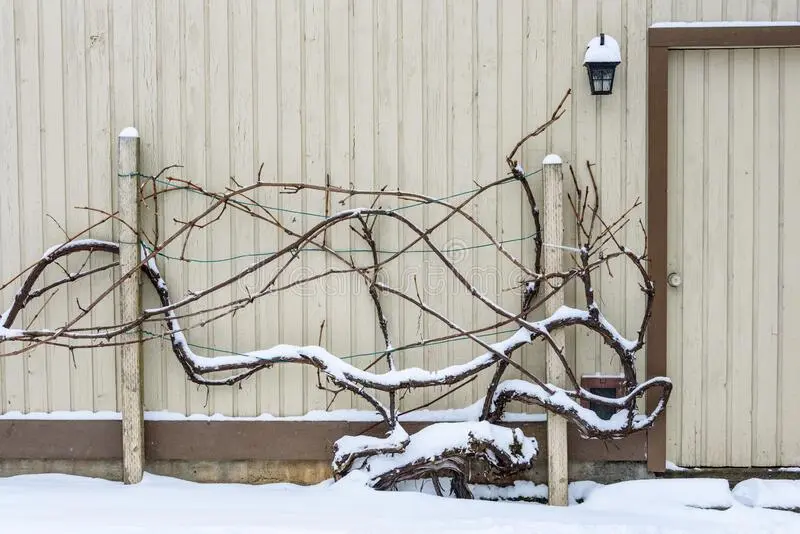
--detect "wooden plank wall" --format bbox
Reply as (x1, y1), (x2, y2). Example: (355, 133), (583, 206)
(0, 0), (787, 418)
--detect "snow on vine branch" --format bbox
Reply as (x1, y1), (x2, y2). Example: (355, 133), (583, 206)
(0, 89), (671, 494)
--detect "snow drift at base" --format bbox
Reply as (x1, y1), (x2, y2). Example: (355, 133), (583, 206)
(1, 473), (798, 534)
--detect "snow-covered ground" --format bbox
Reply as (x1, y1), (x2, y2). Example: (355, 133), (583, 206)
(1, 473), (798, 533)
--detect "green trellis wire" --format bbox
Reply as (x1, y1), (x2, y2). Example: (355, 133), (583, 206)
(139, 169), (540, 219)
(142, 326), (521, 362)
(134, 168), (543, 263)
(131, 167), (540, 361)
(140, 231), (538, 263)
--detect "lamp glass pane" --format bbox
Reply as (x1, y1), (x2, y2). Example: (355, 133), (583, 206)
(587, 63), (616, 95)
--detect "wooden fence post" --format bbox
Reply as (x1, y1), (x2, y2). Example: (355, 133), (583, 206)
(543, 154), (568, 505)
(118, 127), (144, 484)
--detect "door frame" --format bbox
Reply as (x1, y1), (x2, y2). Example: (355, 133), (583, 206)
(646, 24), (800, 472)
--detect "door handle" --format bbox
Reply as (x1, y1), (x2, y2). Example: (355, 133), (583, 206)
(667, 272), (682, 288)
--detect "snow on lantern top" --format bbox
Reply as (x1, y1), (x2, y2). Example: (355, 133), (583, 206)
(584, 33), (621, 64)
(583, 33), (621, 95)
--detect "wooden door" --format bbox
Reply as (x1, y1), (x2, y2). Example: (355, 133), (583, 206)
(666, 48), (800, 467)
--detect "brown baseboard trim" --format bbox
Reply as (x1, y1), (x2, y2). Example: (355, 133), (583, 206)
(0, 420), (122, 460)
(0, 420), (645, 462)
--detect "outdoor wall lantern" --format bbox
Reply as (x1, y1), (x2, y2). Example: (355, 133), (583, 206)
(584, 33), (621, 95)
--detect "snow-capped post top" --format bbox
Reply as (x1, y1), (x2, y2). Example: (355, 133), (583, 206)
(583, 33), (621, 95)
(119, 126), (139, 138)
(542, 154), (562, 166)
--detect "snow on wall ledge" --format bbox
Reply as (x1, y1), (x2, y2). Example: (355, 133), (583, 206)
(0, 407), (547, 423)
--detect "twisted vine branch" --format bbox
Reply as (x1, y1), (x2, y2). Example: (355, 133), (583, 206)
(0, 89), (671, 492)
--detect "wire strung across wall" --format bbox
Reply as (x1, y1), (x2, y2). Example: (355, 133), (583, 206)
(139, 169), (543, 263)
(134, 167), (545, 363)
(140, 326), (523, 362)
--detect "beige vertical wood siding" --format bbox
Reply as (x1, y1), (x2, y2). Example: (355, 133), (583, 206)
(667, 47), (800, 467)
(0, 0), (791, 420)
